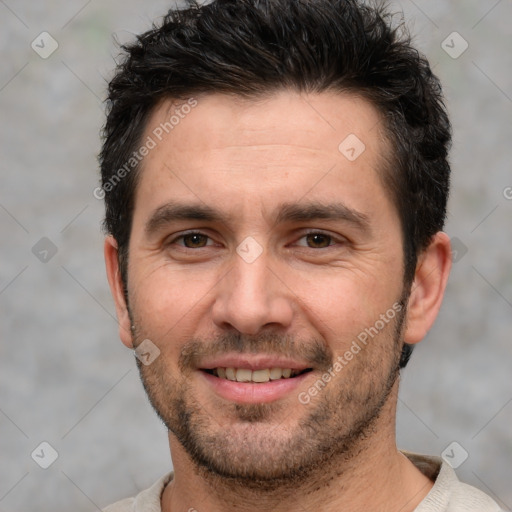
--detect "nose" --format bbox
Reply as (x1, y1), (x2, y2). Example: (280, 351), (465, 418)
(211, 247), (294, 335)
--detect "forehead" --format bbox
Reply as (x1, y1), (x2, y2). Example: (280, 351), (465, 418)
(133, 90), (394, 228)
(145, 89), (386, 158)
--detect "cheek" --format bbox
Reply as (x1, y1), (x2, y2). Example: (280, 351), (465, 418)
(289, 267), (401, 347)
(132, 255), (196, 295)
(128, 261), (219, 344)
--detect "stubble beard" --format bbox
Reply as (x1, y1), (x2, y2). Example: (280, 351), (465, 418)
(131, 302), (406, 492)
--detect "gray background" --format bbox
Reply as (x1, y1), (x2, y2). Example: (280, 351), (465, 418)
(1, 1), (511, 510)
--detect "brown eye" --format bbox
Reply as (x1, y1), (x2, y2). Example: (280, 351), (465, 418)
(304, 233), (333, 248)
(179, 233), (210, 248)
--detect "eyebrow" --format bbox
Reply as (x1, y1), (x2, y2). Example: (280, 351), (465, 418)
(145, 202), (231, 236)
(144, 200), (371, 236)
(274, 202), (370, 231)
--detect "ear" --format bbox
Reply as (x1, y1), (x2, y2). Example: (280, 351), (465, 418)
(403, 231), (452, 345)
(104, 236), (134, 348)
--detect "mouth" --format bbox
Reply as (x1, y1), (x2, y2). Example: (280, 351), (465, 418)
(202, 367), (313, 383)
(197, 357), (315, 403)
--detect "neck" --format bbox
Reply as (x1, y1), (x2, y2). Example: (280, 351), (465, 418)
(161, 381), (433, 512)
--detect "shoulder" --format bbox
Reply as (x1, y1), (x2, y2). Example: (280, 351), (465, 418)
(102, 472), (173, 512)
(407, 452), (502, 512)
(447, 478), (503, 512)
(103, 496), (135, 512)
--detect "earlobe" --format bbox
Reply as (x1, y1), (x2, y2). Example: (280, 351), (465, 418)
(104, 236), (134, 348)
(403, 232), (452, 345)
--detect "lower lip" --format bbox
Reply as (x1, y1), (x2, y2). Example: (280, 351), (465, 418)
(199, 371), (311, 404)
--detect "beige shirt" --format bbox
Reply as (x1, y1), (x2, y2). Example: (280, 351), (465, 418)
(103, 452), (503, 512)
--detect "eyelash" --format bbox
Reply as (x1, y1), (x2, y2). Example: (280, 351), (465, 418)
(168, 230), (343, 250)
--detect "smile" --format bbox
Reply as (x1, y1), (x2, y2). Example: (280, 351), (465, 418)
(204, 367), (312, 383)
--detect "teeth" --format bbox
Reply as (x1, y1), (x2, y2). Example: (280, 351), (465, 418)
(269, 368), (283, 380)
(236, 368), (252, 382)
(214, 367), (300, 382)
(252, 369), (270, 383)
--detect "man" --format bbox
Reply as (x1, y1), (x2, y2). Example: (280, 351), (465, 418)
(99, 0), (502, 510)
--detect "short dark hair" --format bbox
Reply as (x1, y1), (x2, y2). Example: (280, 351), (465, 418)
(99, 0), (452, 368)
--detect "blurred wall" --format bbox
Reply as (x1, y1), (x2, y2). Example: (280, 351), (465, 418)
(1, 1), (511, 510)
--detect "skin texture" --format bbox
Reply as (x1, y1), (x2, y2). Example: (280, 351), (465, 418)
(105, 90), (452, 512)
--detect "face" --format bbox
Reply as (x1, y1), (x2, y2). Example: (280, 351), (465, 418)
(118, 90), (409, 486)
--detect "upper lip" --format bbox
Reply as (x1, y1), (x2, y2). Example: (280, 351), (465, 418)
(199, 354), (312, 371)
